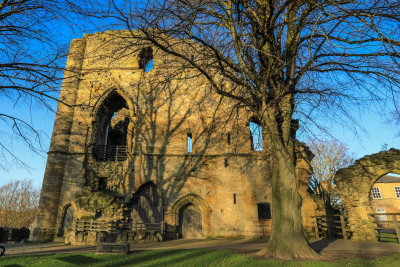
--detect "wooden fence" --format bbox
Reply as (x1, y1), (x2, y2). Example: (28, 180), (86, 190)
(313, 215), (350, 239)
(368, 213), (400, 243)
(72, 219), (165, 234)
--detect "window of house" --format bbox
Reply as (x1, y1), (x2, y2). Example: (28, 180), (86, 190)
(187, 133), (192, 153)
(395, 186), (400, 199)
(249, 121), (263, 151)
(376, 208), (387, 221)
(371, 187), (382, 199)
(139, 47), (154, 72)
(224, 158), (228, 167)
(257, 203), (271, 220)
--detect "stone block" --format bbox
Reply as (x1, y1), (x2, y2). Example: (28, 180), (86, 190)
(87, 231), (98, 243)
(96, 243), (130, 254)
(97, 231), (108, 242)
(75, 232), (84, 243)
(64, 230), (75, 244)
(155, 232), (163, 241)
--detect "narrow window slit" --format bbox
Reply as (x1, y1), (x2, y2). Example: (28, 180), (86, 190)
(249, 121), (263, 151)
(187, 133), (192, 153)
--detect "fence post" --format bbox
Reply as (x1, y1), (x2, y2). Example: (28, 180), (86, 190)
(314, 217), (320, 239)
(327, 216), (332, 238)
(367, 214), (378, 241)
(340, 215), (347, 239)
(392, 214), (400, 244)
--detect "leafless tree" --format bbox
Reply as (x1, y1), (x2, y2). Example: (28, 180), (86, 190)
(68, 0), (400, 259)
(308, 139), (354, 214)
(0, 0), (72, 169)
(391, 104), (400, 137)
(0, 179), (40, 228)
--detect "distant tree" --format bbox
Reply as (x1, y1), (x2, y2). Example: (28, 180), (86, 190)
(392, 105), (400, 137)
(0, 0), (71, 169)
(0, 179), (40, 228)
(68, 0), (400, 259)
(307, 140), (354, 215)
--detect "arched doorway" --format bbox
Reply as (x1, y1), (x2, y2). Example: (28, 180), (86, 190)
(170, 194), (211, 239)
(178, 204), (202, 239)
(61, 205), (74, 235)
(131, 182), (164, 224)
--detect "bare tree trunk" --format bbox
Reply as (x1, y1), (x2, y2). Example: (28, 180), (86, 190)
(257, 107), (320, 260)
(259, 147), (318, 259)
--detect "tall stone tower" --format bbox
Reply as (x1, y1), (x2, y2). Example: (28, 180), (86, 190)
(31, 31), (318, 243)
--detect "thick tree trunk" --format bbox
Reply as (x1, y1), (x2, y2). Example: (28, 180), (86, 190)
(257, 136), (320, 260)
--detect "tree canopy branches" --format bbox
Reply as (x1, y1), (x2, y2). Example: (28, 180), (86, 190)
(72, 0), (400, 122)
(0, 0), (70, 167)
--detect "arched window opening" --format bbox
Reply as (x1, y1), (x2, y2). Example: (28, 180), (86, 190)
(249, 121), (263, 151)
(139, 47), (154, 72)
(94, 92), (129, 161)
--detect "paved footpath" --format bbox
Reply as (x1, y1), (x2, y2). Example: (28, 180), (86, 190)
(2, 238), (400, 259)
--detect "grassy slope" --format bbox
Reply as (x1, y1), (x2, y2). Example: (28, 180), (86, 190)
(1, 249), (400, 267)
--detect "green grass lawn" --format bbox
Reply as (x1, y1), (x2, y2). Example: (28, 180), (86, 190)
(1, 249), (400, 267)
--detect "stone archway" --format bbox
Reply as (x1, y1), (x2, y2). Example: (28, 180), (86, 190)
(60, 204), (74, 236)
(335, 149), (400, 240)
(131, 182), (164, 224)
(169, 194), (211, 238)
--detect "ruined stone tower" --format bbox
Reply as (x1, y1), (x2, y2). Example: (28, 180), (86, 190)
(31, 31), (318, 243)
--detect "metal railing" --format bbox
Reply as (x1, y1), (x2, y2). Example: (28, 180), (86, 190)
(368, 213), (400, 243)
(95, 145), (127, 161)
(313, 215), (350, 239)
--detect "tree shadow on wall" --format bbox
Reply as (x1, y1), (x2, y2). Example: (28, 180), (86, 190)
(123, 72), (226, 224)
(76, 41), (237, 230)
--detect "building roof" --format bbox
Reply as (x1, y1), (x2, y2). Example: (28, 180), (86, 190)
(375, 174), (400, 183)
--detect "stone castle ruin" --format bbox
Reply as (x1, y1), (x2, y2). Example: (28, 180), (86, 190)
(31, 31), (319, 244)
(335, 149), (400, 241)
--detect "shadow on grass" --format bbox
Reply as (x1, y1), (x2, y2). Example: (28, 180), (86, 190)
(95, 249), (238, 267)
(2, 265), (23, 267)
(57, 254), (100, 265)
